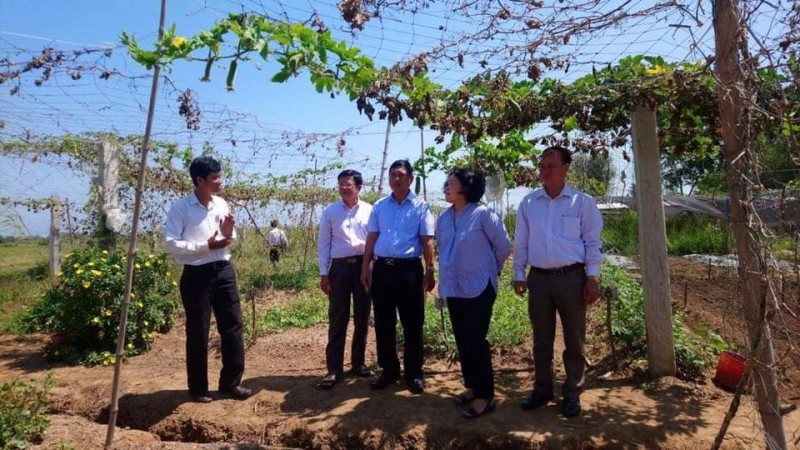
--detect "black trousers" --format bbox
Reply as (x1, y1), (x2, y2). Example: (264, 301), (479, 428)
(180, 261), (245, 395)
(325, 257), (371, 374)
(371, 259), (425, 380)
(448, 282), (496, 400)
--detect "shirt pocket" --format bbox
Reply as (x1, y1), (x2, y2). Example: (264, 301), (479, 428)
(560, 216), (581, 240)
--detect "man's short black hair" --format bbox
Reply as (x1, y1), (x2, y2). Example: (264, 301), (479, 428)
(189, 156), (222, 186)
(448, 167), (486, 203)
(270, 220), (279, 228)
(389, 159), (414, 178)
(338, 169), (363, 186)
(541, 145), (572, 165)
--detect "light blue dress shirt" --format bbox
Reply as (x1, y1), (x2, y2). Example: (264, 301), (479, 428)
(367, 192), (435, 258)
(436, 203), (511, 299)
(513, 184), (603, 281)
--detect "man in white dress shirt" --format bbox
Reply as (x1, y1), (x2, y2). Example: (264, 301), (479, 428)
(317, 169), (373, 389)
(266, 220), (289, 268)
(513, 146), (603, 418)
(165, 156), (251, 403)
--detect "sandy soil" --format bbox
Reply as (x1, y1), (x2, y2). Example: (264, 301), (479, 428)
(1, 257), (799, 449)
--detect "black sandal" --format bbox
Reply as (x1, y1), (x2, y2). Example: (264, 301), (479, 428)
(462, 400), (496, 419)
(454, 392), (475, 406)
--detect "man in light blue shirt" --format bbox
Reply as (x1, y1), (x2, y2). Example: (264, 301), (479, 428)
(317, 169), (373, 389)
(513, 146), (603, 418)
(360, 159), (435, 394)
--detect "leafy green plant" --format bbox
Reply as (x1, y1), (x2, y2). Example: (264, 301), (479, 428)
(601, 264), (715, 378)
(22, 247), (178, 366)
(0, 374), (53, 450)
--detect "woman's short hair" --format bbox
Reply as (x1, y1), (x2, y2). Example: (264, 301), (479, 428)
(448, 167), (486, 203)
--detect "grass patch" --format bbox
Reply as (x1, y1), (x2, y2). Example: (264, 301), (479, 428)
(0, 239), (52, 333)
(601, 210), (733, 256)
(258, 292), (327, 333)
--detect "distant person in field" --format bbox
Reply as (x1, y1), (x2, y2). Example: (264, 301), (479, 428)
(317, 169), (373, 389)
(513, 145), (603, 418)
(266, 219), (289, 268)
(435, 167), (511, 419)
(164, 155), (251, 403)
(360, 159), (435, 395)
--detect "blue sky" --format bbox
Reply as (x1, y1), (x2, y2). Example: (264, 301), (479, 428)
(4, 0), (779, 236)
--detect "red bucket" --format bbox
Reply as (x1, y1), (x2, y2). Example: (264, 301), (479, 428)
(713, 350), (746, 391)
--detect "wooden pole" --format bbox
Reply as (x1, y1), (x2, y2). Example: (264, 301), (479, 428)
(377, 120), (391, 197)
(105, 0), (167, 447)
(714, 0), (786, 447)
(631, 106), (676, 376)
(48, 196), (60, 282)
(419, 126), (427, 200)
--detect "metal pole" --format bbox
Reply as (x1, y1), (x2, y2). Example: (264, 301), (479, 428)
(105, 1), (166, 447)
(377, 120), (391, 197)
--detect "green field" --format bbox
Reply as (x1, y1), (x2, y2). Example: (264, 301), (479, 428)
(0, 238), (52, 332)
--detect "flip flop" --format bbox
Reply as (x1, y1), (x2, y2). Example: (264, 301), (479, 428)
(462, 400), (496, 419)
(318, 373), (339, 390)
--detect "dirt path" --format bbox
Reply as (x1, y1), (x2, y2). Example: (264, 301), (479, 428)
(1, 257), (799, 449)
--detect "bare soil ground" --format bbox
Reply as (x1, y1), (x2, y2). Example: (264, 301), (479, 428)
(1, 257), (799, 449)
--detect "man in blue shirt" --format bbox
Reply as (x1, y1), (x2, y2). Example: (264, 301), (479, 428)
(361, 159), (436, 394)
(513, 146), (603, 418)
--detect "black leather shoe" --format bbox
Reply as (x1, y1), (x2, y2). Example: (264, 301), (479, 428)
(562, 394), (581, 418)
(408, 377), (425, 394)
(191, 393), (213, 403)
(370, 373), (400, 390)
(520, 392), (553, 410)
(221, 385), (252, 400)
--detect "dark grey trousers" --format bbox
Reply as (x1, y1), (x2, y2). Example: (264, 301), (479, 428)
(527, 268), (586, 397)
(325, 258), (371, 374)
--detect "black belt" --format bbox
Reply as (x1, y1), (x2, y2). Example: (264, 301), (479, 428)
(376, 257), (420, 267)
(187, 260), (230, 270)
(530, 263), (584, 276)
(331, 256), (363, 265)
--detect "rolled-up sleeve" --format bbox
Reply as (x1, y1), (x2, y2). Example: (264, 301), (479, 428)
(420, 203), (435, 237)
(484, 209), (511, 272)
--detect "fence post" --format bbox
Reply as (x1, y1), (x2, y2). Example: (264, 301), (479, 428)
(48, 196), (61, 281)
(96, 140), (120, 248)
(631, 106), (676, 377)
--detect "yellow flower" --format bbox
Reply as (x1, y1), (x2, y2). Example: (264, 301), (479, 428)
(92, 316), (101, 324)
(104, 309), (113, 317)
(170, 36), (187, 48)
(137, 302), (143, 308)
(135, 263), (141, 269)
(57, 271), (63, 277)
(82, 281), (91, 289)
(130, 292), (136, 298)
(102, 250), (109, 255)
(73, 263), (80, 268)
(88, 261), (95, 267)
(145, 261), (152, 267)
(143, 321), (149, 326)
(148, 254), (155, 259)
(171, 281), (178, 287)
(166, 271), (172, 277)
(127, 343), (134, 350)
(113, 264), (121, 270)
(76, 269), (84, 274)
(91, 269), (102, 277)
(645, 65), (665, 75)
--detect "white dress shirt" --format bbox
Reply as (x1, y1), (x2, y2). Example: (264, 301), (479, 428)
(318, 199), (372, 276)
(513, 184), (603, 280)
(164, 193), (236, 266)
(266, 228), (288, 248)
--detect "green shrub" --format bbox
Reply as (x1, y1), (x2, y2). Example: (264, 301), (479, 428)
(22, 248), (178, 366)
(666, 214), (731, 255)
(0, 374), (52, 450)
(601, 210), (639, 255)
(270, 266), (317, 290)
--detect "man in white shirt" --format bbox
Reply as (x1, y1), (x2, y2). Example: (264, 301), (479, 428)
(317, 169), (373, 389)
(513, 146), (603, 418)
(266, 220), (289, 268)
(164, 156), (251, 403)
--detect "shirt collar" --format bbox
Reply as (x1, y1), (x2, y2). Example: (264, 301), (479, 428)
(534, 184), (574, 200)
(189, 193), (219, 208)
(390, 191), (416, 205)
